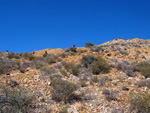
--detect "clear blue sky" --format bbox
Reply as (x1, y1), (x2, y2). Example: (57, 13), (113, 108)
(0, 0), (150, 53)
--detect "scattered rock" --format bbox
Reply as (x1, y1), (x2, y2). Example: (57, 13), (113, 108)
(146, 78), (150, 88)
(122, 86), (129, 91)
(9, 79), (19, 87)
(108, 78), (113, 81)
(40, 98), (45, 102)
(99, 79), (105, 86)
(138, 80), (146, 87)
(102, 88), (110, 95)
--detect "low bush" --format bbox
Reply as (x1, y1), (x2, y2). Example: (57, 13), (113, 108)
(60, 69), (68, 77)
(116, 61), (128, 71)
(69, 47), (77, 53)
(81, 55), (97, 68)
(22, 52), (30, 59)
(47, 58), (56, 64)
(21, 52), (35, 61)
(51, 78), (77, 103)
(136, 62), (150, 78)
(28, 55), (35, 61)
(116, 61), (135, 77)
(0, 59), (19, 74)
(0, 83), (35, 113)
(65, 47), (77, 53)
(85, 43), (94, 48)
(129, 92), (150, 113)
(61, 53), (66, 58)
(91, 57), (110, 74)
(43, 51), (48, 57)
(64, 63), (79, 75)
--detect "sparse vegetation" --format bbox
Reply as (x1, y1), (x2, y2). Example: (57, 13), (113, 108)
(1, 38), (150, 112)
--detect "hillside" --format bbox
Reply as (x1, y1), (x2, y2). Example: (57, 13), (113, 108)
(0, 38), (150, 113)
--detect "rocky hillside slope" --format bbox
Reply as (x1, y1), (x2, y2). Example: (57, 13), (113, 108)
(0, 38), (150, 113)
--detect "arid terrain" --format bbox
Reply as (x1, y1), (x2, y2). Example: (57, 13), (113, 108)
(0, 38), (150, 113)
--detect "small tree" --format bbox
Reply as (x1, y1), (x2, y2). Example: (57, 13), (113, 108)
(85, 43), (94, 48)
(118, 37), (122, 39)
(43, 51), (48, 57)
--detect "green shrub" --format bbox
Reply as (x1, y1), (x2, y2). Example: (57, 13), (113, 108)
(91, 57), (110, 74)
(85, 43), (94, 48)
(81, 55), (97, 68)
(43, 51), (48, 57)
(28, 55), (35, 61)
(61, 53), (66, 58)
(69, 47), (77, 53)
(0, 84), (35, 113)
(51, 78), (77, 103)
(22, 52), (35, 61)
(22, 52), (30, 59)
(47, 58), (56, 64)
(136, 62), (150, 78)
(129, 92), (150, 113)
(60, 69), (68, 77)
(64, 63), (78, 75)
